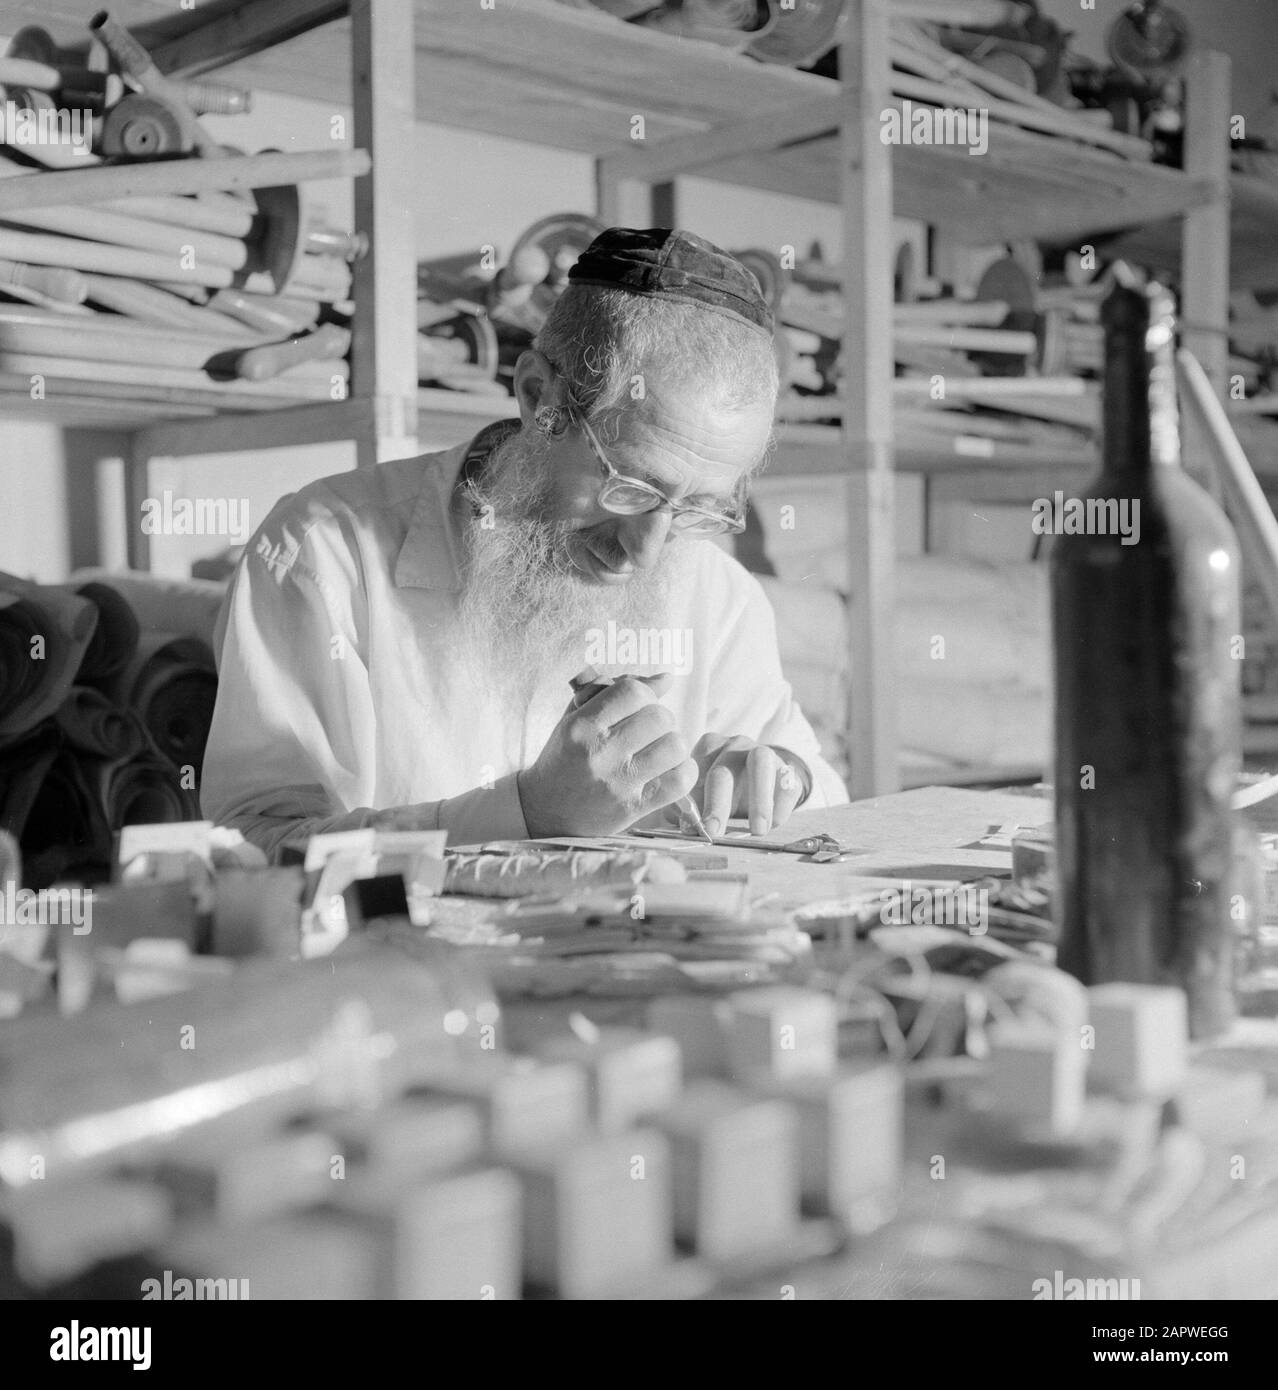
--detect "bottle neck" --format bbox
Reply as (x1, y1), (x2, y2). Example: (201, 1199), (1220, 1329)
(1101, 284), (1181, 481)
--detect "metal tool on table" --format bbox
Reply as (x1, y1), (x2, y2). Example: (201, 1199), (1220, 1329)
(630, 826), (851, 862)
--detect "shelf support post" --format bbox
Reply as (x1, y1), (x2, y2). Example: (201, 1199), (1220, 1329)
(595, 160), (647, 227)
(1180, 49), (1232, 504)
(351, 0), (419, 467)
(123, 436), (154, 571)
(841, 0), (898, 796)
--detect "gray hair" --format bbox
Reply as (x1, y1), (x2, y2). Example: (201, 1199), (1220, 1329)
(533, 284), (779, 448)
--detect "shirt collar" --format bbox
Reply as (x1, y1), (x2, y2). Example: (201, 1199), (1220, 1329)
(393, 419), (520, 591)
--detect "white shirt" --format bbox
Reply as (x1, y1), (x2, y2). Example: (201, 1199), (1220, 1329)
(201, 434), (848, 858)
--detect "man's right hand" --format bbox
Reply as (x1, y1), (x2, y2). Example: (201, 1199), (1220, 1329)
(516, 674), (698, 836)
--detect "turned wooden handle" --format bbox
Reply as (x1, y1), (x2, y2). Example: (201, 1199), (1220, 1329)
(233, 323), (351, 381)
(0, 257), (86, 302)
(0, 150), (371, 212)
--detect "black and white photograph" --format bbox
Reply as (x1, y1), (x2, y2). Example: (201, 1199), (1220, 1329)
(0, 0), (1274, 1352)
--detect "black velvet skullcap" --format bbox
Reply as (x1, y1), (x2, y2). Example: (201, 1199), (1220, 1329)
(567, 226), (774, 337)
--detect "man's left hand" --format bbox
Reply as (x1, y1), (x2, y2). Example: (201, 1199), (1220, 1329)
(675, 733), (809, 837)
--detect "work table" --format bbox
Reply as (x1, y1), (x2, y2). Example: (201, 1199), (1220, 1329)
(5, 785), (1278, 1300)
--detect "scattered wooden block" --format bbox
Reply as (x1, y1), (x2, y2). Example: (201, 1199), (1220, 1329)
(505, 1129), (673, 1298)
(413, 1057), (589, 1155)
(1011, 825), (1053, 882)
(374, 830), (448, 897)
(210, 867), (303, 957)
(0, 950), (53, 1017)
(390, 1167), (521, 1299)
(163, 1211), (380, 1299)
(634, 878), (749, 919)
(330, 1166), (522, 1299)
(118, 821), (213, 872)
(1168, 1065), (1266, 1141)
(727, 986), (838, 1082)
(750, 1064), (903, 1233)
(1087, 983), (1188, 1099)
(342, 873), (409, 930)
(654, 1080), (799, 1263)
(986, 1022), (1087, 1136)
(536, 1027), (682, 1133)
(646, 994), (733, 1077)
(322, 1096), (485, 1186)
(85, 880), (199, 949)
(55, 921), (96, 1015)
(110, 938), (233, 1004)
(4, 1177), (173, 1287)
(152, 1127), (337, 1222)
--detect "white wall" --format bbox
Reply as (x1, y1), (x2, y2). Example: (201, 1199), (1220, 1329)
(0, 422), (69, 583)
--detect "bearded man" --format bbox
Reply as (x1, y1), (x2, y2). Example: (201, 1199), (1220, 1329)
(201, 228), (847, 859)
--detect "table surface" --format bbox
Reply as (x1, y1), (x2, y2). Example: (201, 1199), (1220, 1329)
(558, 784), (1049, 915)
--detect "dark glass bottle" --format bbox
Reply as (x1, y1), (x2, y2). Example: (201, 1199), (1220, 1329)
(1052, 279), (1242, 1039)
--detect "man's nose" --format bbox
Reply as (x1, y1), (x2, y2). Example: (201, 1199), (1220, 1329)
(616, 509), (674, 569)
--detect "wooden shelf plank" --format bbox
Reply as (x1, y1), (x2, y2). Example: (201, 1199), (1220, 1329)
(0, 391), (212, 430)
(133, 389), (514, 456)
(771, 421), (1097, 477)
(1110, 174), (1278, 292)
(146, 0), (347, 78)
(137, 396), (377, 458)
(0, 388), (515, 451)
(705, 135), (1213, 243)
(6, 0), (1218, 248)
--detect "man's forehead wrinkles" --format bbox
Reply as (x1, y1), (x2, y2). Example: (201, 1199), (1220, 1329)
(609, 441), (743, 500)
(618, 414), (760, 468)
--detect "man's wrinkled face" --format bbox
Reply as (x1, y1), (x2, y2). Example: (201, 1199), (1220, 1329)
(457, 372), (771, 702)
(541, 376), (773, 584)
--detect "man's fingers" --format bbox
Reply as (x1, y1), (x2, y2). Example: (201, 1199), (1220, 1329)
(641, 757), (699, 815)
(625, 730), (690, 787)
(690, 730), (728, 766)
(573, 674), (661, 730)
(572, 671), (673, 707)
(745, 744), (778, 835)
(700, 757), (737, 838)
(636, 672), (674, 699)
(770, 763), (803, 831)
(605, 702), (677, 760)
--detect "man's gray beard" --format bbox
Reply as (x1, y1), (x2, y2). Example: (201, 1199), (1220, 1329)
(456, 428), (690, 709)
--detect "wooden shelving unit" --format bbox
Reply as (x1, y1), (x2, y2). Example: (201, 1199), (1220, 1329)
(0, 0), (425, 570)
(0, 0), (1243, 796)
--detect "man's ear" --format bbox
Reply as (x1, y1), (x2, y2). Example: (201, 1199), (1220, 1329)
(512, 349), (558, 427)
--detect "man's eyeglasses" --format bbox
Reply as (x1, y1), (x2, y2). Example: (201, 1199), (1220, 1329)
(565, 396), (747, 537)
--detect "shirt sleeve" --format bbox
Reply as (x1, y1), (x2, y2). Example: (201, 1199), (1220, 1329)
(200, 492), (527, 861)
(705, 564), (849, 810)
